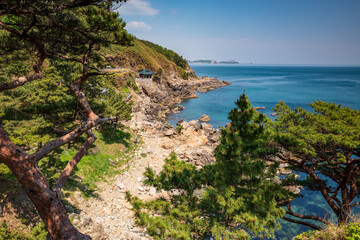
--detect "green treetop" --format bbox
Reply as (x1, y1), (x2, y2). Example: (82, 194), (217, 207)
(271, 101), (360, 229)
(127, 93), (287, 239)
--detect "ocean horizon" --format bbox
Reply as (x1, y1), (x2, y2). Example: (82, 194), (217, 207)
(168, 64), (360, 239)
(169, 64), (360, 128)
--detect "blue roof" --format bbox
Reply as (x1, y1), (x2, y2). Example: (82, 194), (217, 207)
(139, 69), (154, 75)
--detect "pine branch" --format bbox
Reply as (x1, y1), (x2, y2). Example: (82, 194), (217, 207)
(282, 216), (322, 231)
(28, 116), (108, 164)
(302, 165), (341, 215)
(350, 202), (360, 208)
(0, 73), (43, 92)
(0, 20), (47, 92)
(53, 130), (96, 191)
(286, 203), (330, 225)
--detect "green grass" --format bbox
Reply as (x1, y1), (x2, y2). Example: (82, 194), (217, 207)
(102, 39), (181, 77)
(58, 128), (137, 196)
(0, 220), (47, 240)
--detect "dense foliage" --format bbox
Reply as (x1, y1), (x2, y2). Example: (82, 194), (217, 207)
(139, 39), (188, 69)
(0, 50), (132, 185)
(0, 221), (47, 240)
(272, 101), (360, 228)
(0, 1), (135, 238)
(127, 94), (287, 239)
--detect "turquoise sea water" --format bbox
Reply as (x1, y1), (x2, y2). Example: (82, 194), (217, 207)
(168, 64), (360, 239)
(168, 65), (360, 127)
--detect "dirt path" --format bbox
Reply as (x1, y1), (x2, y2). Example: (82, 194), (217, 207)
(72, 118), (218, 240)
(73, 127), (177, 239)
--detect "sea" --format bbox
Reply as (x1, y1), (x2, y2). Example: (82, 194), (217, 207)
(168, 64), (360, 239)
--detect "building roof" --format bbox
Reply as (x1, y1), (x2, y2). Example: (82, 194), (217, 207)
(139, 69), (154, 75)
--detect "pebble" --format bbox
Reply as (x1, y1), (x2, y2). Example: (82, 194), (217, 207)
(149, 187), (156, 196)
(117, 183), (125, 190)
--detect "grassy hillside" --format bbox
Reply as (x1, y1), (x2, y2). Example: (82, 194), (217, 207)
(102, 39), (190, 79)
(138, 39), (188, 69)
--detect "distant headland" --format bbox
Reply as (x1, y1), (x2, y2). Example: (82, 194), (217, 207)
(188, 59), (239, 64)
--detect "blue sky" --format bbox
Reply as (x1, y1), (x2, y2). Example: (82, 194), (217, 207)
(117, 0), (360, 65)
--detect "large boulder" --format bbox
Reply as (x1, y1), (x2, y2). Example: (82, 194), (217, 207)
(201, 122), (215, 134)
(191, 150), (216, 167)
(176, 118), (184, 126)
(199, 114), (210, 122)
(208, 133), (220, 143)
(180, 121), (191, 130)
(189, 120), (201, 131)
(164, 128), (176, 137)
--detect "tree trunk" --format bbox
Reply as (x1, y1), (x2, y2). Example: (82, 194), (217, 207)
(338, 204), (351, 225)
(4, 158), (90, 239)
(0, 131), (91, 239)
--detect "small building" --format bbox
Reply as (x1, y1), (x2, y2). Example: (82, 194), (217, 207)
(139, 69), (154, 79)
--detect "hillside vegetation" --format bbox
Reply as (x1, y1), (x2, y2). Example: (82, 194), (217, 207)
(138, 39), (188, 69)
(102, 39), (191, 79)
(0, 5), (194, 235)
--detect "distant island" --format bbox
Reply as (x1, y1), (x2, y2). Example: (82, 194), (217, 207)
(188, 59), (239, 64)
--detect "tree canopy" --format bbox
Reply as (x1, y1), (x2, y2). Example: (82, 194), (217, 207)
(0, 1), (133, 239)
(271, 101), (360, 228)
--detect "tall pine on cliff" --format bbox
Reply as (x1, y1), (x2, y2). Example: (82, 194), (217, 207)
(127, 93), (286, 239)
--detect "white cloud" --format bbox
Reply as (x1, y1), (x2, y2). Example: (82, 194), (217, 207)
(126, 21), (152, 32)
(117, 0), (159, 16)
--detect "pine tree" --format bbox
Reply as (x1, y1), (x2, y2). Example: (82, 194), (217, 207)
(271, 101), (360, 229)
(0, 1), (132, 239)
(127, 93), (286, 239)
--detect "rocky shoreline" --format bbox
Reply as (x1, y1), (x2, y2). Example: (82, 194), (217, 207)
(131, 75), (231, 122)
(0, 72), (299, 239)
(68, 75), (231, 239)
(70, 73), (302, 239)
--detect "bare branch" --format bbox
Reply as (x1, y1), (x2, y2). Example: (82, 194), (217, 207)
(28, 117), (108, 164)
(0, 120), (28, 162)
(276, 149), (341, 216)
(69, 83), (97, 119)
(0, 20), (47, 92)
(331, 195), (342, 208)
(286, 203), (330, 225)
(302, 165), (341, 215)
(0, 73), (42, 92)
(350, 202), (360, 208)
(349, 164), (360, 200)
(283, 216), (322, 231)
(23, 14), (37, 35)
(0, 20), (47, 73)
(53, 130), (96, 191)
(48, 52), (82, 63)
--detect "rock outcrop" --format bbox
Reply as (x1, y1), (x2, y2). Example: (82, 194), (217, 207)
(199, 114), (210, 122)
(131, 73), (231, 124)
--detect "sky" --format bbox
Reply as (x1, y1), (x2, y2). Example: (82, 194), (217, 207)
(117, 0), (360, 65)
